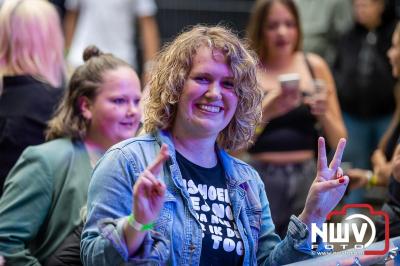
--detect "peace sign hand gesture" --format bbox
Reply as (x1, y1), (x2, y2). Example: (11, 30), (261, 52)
(299, 137), (348, 227)
(133, 144), (169, 225)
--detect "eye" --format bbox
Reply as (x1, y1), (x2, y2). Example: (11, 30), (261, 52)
(111, 98), (127, 104)
(194, 76), (210, 84)
(285, 20), (296, 28)
(222, 80), (234, 90)
(265, 22), (279, 31)
(133, 98), (141, 105)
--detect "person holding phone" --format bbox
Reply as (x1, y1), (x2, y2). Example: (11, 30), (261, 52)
(80, 25), (349, 266)
(246, 0), (347, 237)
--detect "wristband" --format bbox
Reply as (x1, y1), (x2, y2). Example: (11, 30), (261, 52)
(127, 214), (154, 232)
(366, 170), (378, 188)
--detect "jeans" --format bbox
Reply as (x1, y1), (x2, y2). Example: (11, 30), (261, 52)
(342, 112), (392, 205)
(342, 113), (392, 169)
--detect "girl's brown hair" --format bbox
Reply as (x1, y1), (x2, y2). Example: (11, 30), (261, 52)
(246, 0), (302, 61)
(46, 45), (130, 140)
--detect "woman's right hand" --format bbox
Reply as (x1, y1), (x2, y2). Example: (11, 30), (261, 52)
(133, 144), (169, 225)
(262, 87), (301, 120)
(0, 255), (5, 266)
(124, 144), (169, 256)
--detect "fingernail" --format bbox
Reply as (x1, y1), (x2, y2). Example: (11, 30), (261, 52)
(339, 178), (345, 184)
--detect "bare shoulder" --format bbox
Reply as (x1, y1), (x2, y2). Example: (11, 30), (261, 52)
(305, 53), (329, 71)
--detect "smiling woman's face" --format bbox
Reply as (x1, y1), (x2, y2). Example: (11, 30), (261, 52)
(172, 46), (238, 140)
(82, 66), (142, 148)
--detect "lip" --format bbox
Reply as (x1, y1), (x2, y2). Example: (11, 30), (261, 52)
(196, 103), (224, 113)
(119, 121), (138, 127)
(274, 35), (291, 44)
(275, 40), (289, 47)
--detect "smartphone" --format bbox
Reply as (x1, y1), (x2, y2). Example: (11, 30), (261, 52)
(278, 73), (300, 93)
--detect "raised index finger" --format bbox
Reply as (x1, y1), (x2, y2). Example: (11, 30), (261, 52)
(329, 138), (347, 171)
(147, 144), (170, 176)
(317, 137), (328, 171)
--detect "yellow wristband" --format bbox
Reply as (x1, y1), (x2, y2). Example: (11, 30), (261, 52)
(366, 170), (378, 188)
(370, 174), (378, 186)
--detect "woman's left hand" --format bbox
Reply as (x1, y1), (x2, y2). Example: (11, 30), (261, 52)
(303, 93), (328, 117)
(371, 149), (386, 168)
(299, 137), (348, 227)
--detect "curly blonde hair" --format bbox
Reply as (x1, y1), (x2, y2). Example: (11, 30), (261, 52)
(144, 25), (262, 150)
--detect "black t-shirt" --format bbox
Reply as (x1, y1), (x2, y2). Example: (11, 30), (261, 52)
(176, 152), (244, 266)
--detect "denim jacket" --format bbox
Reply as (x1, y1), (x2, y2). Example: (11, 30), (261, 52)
(81, 130), (318, 265)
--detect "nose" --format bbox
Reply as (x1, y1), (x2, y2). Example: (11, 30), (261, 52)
(277, 24), (287, 35)
(205, 83), (222, 101)
(127, 101), (140, 117)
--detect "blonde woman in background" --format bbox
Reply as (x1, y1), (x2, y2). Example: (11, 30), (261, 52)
(0, 0), (65, 196)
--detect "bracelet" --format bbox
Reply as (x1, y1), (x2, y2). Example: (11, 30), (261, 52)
(127, 214), (154, 232)
(366, 170), (378, 188)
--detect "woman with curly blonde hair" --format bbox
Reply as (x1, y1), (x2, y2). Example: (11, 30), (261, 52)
(143, 26), (262, 150)
(82, 25), (350, 266)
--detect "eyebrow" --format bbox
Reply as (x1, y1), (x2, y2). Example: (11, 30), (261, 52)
(193, 71), (234, 79)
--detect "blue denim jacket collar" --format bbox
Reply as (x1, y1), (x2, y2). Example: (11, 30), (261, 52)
(155, 129), (251, 186)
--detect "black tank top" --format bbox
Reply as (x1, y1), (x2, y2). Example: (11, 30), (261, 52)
(249, 53), (320, 154)
(248, 102), (318, 153)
